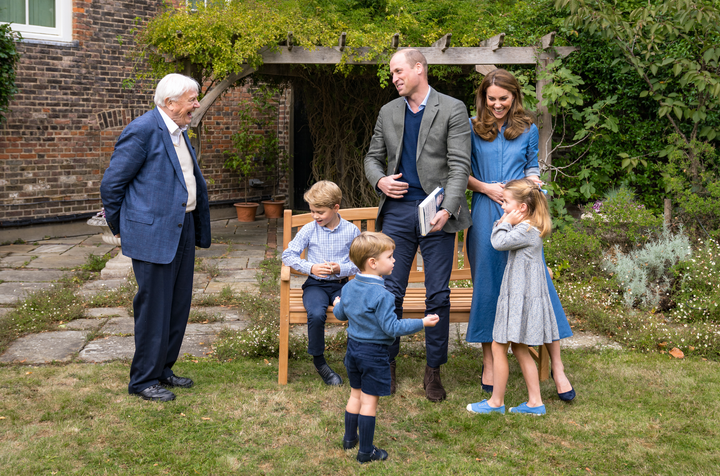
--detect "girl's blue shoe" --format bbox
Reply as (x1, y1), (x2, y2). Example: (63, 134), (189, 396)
(466, 399), (505, 414)
(508, 402), (546, 415)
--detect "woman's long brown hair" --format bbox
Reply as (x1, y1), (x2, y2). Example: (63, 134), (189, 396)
(471, 69), (534, 142)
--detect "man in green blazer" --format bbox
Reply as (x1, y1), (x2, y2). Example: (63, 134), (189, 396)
(364, 49), (472, 402)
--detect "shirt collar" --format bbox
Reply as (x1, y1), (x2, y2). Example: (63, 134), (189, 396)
(404, 86), (432, 112)
(358, 273), (384, 281)
(158, 107), (187, 146)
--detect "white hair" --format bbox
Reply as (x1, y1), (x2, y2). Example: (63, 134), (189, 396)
(153, 74), (200, 107)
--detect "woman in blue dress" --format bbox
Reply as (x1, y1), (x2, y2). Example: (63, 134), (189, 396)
(465, 69), (575, 401)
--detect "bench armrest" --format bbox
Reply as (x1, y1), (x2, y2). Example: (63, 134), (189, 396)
(281, 265), (291, 282)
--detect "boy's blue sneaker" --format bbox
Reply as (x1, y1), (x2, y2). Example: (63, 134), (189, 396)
(466, 399), (505, 414)
(508, 402), (546, 415)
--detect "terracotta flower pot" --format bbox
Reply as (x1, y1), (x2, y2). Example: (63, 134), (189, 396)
(234, 202), (259, 222)
(261, 200), (285, 219)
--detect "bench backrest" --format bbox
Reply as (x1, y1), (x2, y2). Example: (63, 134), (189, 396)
(282, 207), (471, 282)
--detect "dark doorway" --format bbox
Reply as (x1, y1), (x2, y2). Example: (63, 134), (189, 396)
(292, 89), (314, 211)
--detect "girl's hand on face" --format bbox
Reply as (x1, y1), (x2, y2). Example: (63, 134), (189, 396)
(505, 209), (524, 226)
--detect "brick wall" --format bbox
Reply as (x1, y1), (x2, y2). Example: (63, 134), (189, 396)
(0, 1), (290, 226)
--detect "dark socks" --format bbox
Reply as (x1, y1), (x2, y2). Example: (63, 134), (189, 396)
(313, 354), (327, 369)
(358, 414), (376, 454)
(344, 411), (359, 441)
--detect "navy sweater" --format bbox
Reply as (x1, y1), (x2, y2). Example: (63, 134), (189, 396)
(333, 274), (424, 346)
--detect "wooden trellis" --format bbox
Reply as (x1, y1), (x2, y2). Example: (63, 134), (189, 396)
(188, 31), (576, 173)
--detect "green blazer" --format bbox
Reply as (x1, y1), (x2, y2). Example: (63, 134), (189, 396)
(364, 88), (472, 233)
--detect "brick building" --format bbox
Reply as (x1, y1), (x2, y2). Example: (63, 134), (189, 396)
(0, 1), (291, 238)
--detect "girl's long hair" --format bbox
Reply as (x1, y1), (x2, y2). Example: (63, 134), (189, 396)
(504, 178), (551, 237)
(471, 69), (534, 142)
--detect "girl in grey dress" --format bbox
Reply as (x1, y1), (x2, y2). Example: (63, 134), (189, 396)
(466, 178), (558, 416)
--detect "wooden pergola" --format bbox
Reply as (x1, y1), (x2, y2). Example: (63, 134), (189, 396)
(188, 31), (576, 175)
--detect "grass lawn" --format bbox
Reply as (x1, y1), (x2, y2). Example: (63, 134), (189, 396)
(1, 348), (719, 475)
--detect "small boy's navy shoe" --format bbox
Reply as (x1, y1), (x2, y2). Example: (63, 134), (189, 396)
(342, 437), (358, 450)
(316, 363), (343, 386)
(357, 446), (388, 464)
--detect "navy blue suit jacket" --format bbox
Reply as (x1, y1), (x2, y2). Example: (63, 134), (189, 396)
(100, 108), (211, 264)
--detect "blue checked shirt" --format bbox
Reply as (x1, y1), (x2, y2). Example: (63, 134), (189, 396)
(281, 215), (360, 279)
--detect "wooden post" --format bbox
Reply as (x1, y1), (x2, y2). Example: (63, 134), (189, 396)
(536, 32), (557, 175)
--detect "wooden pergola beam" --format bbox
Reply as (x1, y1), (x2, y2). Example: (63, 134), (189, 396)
(257, 45), (575, 65)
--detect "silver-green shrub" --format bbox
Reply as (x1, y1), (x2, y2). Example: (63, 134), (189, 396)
(603, 229), (691, 308)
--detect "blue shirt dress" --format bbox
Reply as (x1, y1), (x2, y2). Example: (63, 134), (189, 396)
(465, 120), (572, 343)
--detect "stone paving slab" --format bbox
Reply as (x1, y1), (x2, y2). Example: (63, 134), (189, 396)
(101, 317), (135, 335)
(86, 307), (130, 318)
(62, 318), (108, 331)
(247, 257), (264, 268)
(227, 249), (266, 258)
(189, 306), (249, 321)
(77, 278), (131, 297)
(0, 308), (11, 317)
(195, 244), (233, 258)
(0, 255), (38, 268)
(0, 269), (66, 282)
(34, 244), (74, 254)
(0, 244), (39, 254)
(203, 282), (258, 294)
(78, 336), (135, 362)
(185, 321), (248, 335)
(80, 234), (106, 245)
(26, 254), (88, 269)
(0, 282), (55, 304)
(214, 258), (250, 270)
(0, 331), (88, 363)
(213, 270), (257, 283)
(60, 244), (116, 256)
(178, 334), (216, 358)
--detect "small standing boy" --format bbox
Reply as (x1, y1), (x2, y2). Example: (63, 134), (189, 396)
(281, 181), (360, 385)
(333, 232), (439, 463)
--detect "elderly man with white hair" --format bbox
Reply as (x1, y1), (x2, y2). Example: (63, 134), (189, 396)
(101, 73), (211, 402)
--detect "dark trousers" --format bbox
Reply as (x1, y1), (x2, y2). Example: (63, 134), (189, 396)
(381, 200), (455, 368)
(128, 212), (195, 394)
(302, 276), (346, 356)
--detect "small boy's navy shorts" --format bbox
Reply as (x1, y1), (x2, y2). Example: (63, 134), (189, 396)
(344, 338), (391, 397)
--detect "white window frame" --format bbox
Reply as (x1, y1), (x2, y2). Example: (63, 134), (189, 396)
(1, 0), (73, 44)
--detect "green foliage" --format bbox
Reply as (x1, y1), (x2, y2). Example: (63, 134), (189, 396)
(224, 84), (288, 200)
(212, 291), (305, 360)
(557, 0), (720, 144)
(670, 237), (720, 323)
(256, 252), (281, 295)
(603, 229), (691, 308)
(82, 253), (112, 272)
(545, 225), (603, 281)
(0, 24), (21, 124)
(662, 134), (720, 237)
(579, 185), (664, 249)
(132, 0), (568, 87)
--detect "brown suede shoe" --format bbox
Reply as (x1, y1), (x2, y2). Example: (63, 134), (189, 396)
(390, 361), (397, 395)
(423, 365), (447, 402)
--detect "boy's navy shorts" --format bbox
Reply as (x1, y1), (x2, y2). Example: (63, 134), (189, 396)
(344, 338), (391, 397)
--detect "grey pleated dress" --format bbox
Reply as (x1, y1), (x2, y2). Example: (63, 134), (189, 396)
(490, 221), (559, 345)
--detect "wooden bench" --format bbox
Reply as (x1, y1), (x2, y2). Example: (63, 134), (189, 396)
(278, 207), (549, 385)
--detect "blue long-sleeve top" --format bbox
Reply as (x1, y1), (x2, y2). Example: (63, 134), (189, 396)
(333, 274), (424, 346)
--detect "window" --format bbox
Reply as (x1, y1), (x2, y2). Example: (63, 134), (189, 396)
(0, 0), (72, 43)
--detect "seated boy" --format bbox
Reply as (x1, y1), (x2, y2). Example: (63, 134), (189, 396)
(281, 180), (359, 385)
(333, 232), (439, 463)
